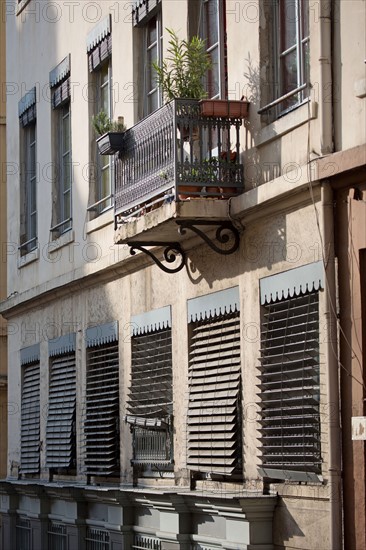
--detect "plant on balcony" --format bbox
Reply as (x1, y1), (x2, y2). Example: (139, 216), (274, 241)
(92, 110), (127, 155)
(153, 28), (211, 101)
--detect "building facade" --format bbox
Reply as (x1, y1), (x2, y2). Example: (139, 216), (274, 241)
(0, 0), (8, 480)
(0, 1), (365, 549)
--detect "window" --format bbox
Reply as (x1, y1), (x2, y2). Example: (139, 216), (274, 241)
(144, 13), (163, 114)
(19, 88), (37, 256)
(133, 0), (163, 116)
(48, 523), (67, 550)
(187, 288), (242, 477)
(126, 307), (173, 466)
(261, 0), (309, 118)
(86, 528), (110, 550)
(50, 55), (72, 236)
(20, 344), (40, 474)
(258, 262), (323, 482)
(87, 15), (113, 216)
(16, 517), (31, 550)
(46, 334), (76, 471)
(84, 322), (120, 476)
(188, 0), (226, 99)
(133, 535), (162, 550)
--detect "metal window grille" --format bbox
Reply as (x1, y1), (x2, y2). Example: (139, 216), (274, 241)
(259, 292), (321, 478)
(132, 534), (162, 549)
(86, 527), (110, 550)
(84, 341), (120, 475)
(187, 313), (242, 476)
(126, 328), (173, 464)
(46, 352), (76, 468)
(16, 518), (31, 550)
(20, 362), (40, 473)
(48, 523), (67, 550)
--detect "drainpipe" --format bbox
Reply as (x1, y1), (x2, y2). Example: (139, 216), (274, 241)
(321, 181), (342, 550)
(318, 2), (333, 154)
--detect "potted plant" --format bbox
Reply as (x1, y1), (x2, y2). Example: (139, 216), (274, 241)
(153, 28), (211, 102)
(92, 110), (127, 155)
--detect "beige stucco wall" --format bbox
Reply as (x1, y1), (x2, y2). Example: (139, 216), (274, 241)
(4, 0), (365, 547)
(333, 0), (366, 151)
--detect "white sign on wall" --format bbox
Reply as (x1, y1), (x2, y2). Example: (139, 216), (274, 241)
(352, 417), (366, 440)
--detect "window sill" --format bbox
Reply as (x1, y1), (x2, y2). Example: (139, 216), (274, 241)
(17, 247), (39, 269)
(17, 0), (32, 16)
(48, 230), (75, 254)
(86, 209), (114, 234)
(257, 101), (318, 147)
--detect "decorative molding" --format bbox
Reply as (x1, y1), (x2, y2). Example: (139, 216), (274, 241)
(131, 305), (171, 336)
(260, 261), (324, 305)
(187, 286), (240, 323)
(86, 321), (118, 347)
(20, 344), (40, 365)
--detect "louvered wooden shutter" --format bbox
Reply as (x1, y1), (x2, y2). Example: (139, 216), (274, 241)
(46, 353), (76, 468)
(20, 362), (40, 473)
(88, 35), (112, 72)
(187, 313), (242, 476)
(259, 292), (321, 479)
(127, 328), (173, 421)
(84, 341), (120, 476)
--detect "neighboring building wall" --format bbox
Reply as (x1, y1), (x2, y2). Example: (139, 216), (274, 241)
(0, 0), (8, 479)
(335, 182), (366, 550)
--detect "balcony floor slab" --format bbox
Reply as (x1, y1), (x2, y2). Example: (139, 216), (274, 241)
(114, 199), (231, 245)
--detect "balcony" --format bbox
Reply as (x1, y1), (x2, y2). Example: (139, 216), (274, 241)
(114, 99), (248, 272)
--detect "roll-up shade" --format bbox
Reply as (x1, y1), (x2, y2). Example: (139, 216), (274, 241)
(187, 286), (240, 323)
(260, 261), (324, 305)
(20, 362), (40, 474)
(187, 312), (242, 476)
(84, 341), (120, 476)
(86, 320), (118, 347)
(46, 353), (76, 468)
(87, 15), (112, 72)
(258, 291), (322, 482)
(20, 343), (40, 365)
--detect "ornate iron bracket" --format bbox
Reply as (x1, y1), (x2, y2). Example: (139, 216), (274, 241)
(128, 242), (186, 274)
(176, 220), (240, 255)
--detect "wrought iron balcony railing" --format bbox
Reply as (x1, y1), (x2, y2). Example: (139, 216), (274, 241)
(114, 99), (245, 224)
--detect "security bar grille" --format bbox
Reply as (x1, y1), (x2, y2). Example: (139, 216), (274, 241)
(16, 518), (31, 550)
(132, 534), (162, 549)
(84, 341), (120, 476)
(126, 328), (173, 464)
(20, 362), (40, 473)
(48, 523), (67, 550)
(259, 292), (321, 478)
(86, 528), (110, 550)
(46, 353), (76, 468)
(187, 313), (242, 476)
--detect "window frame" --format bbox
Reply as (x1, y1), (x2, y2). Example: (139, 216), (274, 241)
(143, 10), (163, 115)
(20, 121), (37, 256)
(89, 58), (114, 217)
(199, 0), (227, 100)
(51, 101), (72, 236)
(259, 0), (309, 119)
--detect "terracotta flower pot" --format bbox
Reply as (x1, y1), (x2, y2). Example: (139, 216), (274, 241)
(200, 99), (249, 119)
